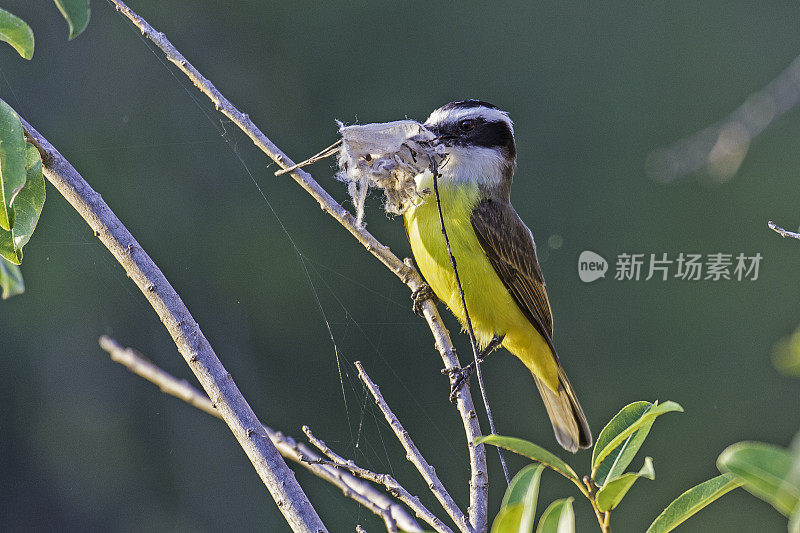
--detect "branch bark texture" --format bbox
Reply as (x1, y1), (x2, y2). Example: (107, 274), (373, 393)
(17, 113), (326, 533)
(355, 362), (473, 533)
(106, 0), (488, 529)
(99, 335), (423, 532)
(769, 220), (800, 241)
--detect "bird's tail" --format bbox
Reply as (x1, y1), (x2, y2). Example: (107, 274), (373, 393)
(532, 366), (592, 453)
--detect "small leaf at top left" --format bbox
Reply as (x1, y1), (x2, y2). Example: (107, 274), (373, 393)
(0, 8), (34, 60)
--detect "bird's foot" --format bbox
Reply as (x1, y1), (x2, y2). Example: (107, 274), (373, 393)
(411, 284), (438, 317)
(447, 363), (475, 403)
(446, 335), (505, 403)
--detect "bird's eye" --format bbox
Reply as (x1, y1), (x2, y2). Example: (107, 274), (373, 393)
(458, 119), (477, 132)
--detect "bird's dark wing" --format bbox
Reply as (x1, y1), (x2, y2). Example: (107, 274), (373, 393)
(472, 197), (592, 452)
(471, 197), (554, 343)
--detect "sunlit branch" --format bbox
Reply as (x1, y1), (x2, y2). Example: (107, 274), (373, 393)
(15, 110), (325, 532)
(106, 0), (488, 529)
(302, 426), (453, 533)
(99, 336), (423, 533)
(768, 220), (800, 241)
(355, 361), (474, 533)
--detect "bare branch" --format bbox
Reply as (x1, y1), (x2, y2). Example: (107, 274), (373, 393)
(302, 426), (454, 533)
(15, 112), (326, 533)
(355, 362), (474, 533)
(106, 1), (488, 528)
(99, 336), (423, 533)
(768, 220), (800, 241)
(647, 53), (800, 182)
(101, 336), (218, 416)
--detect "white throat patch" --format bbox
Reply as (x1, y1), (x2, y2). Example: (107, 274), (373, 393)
(436, 144), (506, 188)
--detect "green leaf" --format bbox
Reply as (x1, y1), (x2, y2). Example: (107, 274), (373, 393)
(491, 505), (525, 533)
(535, 498), (574, 533)
(53, 0), (90, 40)
(493, 464), (545, 533)
(592, 401), (683, 476)
(646, 474), (741, 533)
(790, 506), (800, 533)
(773, 330), (800, 378)
(477, 435), (580, 484)
(0, 143), (45, 264)
(502, 464), (546, 509)
(593, 401), (654, 485)
(0, 8), (34, 59)
(0, 100), (27, 231)
(596, 457), (655, 511)
(717, 441), (800, 516)
(0, 257), (23, 298)
(0, 226), (19, 264)
(11, 143), (45, 255)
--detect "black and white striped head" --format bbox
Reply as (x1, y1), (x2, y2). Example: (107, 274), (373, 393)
(424, 100), (516, 193)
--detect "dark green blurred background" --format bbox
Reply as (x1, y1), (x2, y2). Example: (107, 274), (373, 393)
(2, 1), (800, 531)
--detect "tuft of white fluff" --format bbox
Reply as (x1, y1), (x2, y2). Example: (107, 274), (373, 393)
(336, 120), (445, 226)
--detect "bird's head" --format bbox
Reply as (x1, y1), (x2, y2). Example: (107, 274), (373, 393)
(424, 100), (516, 195)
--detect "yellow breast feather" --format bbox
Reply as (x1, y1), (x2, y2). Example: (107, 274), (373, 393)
(403, 178), (558, 390)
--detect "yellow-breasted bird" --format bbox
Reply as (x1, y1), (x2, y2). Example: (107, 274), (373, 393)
(403, 100), (591, 452)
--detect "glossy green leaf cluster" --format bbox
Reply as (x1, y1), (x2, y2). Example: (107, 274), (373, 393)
(592, 400), (682, 483)
(647, 430), (800, 532)
(488, 463), (574, 533)
(0, 101), (45, 264)
(0, 102), (46, 298)
(0, 0), (91, 299)
(718, 441), (800, 521)
(481, 400), (682, 532)
(0, 1), (90, 60)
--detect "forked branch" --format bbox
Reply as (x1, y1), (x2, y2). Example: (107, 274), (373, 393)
(355, 361), (474, 533)
(16, 111), (325, 532)
(302, 426), (453, 533)
(107, 0), (488, 529)
(99, 336), (423, 532)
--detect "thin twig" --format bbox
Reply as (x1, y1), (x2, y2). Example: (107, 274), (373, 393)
(101, 336), (218, 416)
(647, 52), (800, 182)
(355, 361), (474, 533)
(275, 139), (342, 176)
(768, 220), (800, 241)
(302, 426), (454, 533)
(430, 167), (510, 485)
(106, 1), (488, 529)
(582, 475), (611, 533)
(16, 112), (325, 533)
(99, 336), (423, 533)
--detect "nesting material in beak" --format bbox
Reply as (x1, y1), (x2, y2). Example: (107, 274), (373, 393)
(336, 120), (445, 226)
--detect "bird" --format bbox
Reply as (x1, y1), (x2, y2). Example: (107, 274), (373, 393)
(402, 100), (592, 452)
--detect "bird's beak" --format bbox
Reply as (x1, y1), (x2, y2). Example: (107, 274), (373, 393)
(424, 124), (456, 146)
